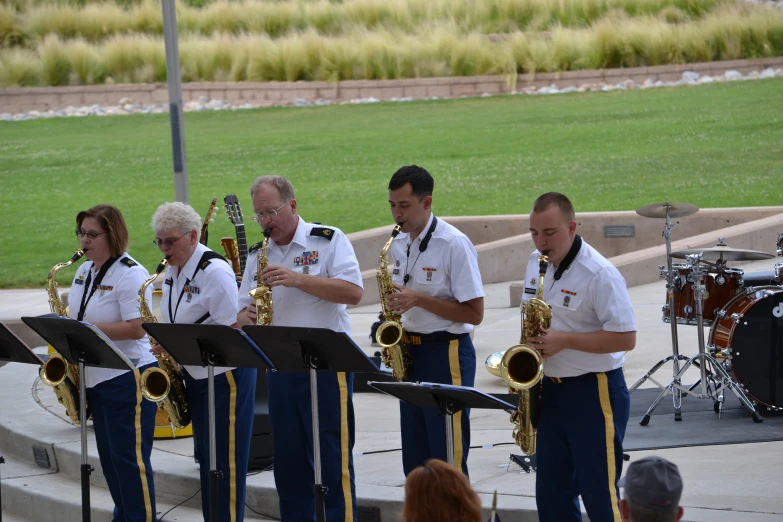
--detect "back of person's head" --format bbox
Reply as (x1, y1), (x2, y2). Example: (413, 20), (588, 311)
(388, 165), (434, 198)
(619, 456), (684, 522)
(403, 459), (482, 522)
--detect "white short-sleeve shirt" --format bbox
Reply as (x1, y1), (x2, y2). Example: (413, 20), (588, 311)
(238, 217), (363, 335)
(68, 253), (157, 388)
(160, 243), (240, 380)
(390, 213), (484, 334)
(521, 239), (636, 378)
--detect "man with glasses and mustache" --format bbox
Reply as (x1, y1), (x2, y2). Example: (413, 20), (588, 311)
(237, 176), (363, 522)
(151, 201), (257, 522)
(521, 192), (636, 522)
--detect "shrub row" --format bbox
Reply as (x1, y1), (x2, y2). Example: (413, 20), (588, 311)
(2, 6), (781, 87)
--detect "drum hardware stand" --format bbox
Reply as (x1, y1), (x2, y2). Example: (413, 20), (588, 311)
(636, 255), (763, 425)
(630, 200), (688, 420)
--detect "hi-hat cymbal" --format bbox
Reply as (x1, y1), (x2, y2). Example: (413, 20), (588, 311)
(636, 202), (699, 219)
(670, 245), (775, 261)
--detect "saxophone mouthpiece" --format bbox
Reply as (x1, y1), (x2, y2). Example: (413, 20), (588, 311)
(156, 256), (171, 274)
(391, 225), (402, 238)
(263, 229), (271, 239)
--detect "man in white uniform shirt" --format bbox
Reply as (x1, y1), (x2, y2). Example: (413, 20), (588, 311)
(237, 175), (363, 522)
(385, 165), (485, 476)
(153, 201), (256, 522)
(68, 204), (158, 522)
(521, 192), (636, 522)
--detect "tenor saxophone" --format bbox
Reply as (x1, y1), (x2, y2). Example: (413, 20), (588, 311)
(502, 254), (551, 455)
(249, 229), (273, 325)
(375, 225), (410, 381)
(138, 257), (191, 429)
(39, 250), (84, 425)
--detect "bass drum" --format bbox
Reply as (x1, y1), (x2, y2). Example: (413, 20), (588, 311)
(709, 286), (783, 412)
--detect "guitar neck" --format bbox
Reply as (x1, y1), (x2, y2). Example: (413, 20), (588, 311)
(236, 225), (248, 274)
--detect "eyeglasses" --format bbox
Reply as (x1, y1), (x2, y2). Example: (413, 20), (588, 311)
(253, 203), (287, 223)
(152, 232), (189, 248)
(75, 230), (106, 240)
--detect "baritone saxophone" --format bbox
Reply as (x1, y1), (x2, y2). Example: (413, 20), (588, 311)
(502, 254), (550, 455)
(39, 250), (84, 425)
(138, 257), (191, 429)
(375, 225), (409, 381)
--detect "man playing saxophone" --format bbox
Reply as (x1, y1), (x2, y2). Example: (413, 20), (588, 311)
(67, 204), (158, 522)
(151, 202), (256, 522)
(522, 193), (636, 522)
(384, 165), (484, 476)
(237, 175), (363, 522)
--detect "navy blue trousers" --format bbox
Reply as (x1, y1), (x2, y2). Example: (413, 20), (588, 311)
(535, 368), (630, 522)
(185, 368), (257, 522)
(86, 362), (158, 522)
(400, 335), (476, 476)
(268, 371), (356, 522)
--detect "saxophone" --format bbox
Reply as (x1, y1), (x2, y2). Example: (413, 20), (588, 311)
(502, 253), (551, 455)
(249, 229), (273, 325)
(39, 250), (85, 425)
(138, 257), (191, 429)
(375, 225), (409, 381)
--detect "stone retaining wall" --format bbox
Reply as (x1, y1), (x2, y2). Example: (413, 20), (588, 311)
(2, 57), (783, 114)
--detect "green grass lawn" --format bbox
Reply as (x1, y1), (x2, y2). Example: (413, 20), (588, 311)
(2, 78), (782, 288)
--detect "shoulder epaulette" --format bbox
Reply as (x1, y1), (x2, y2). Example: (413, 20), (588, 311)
(248, 241), (263, 254)
(119, 257), (137, 267)
(310, 227), (335, 240)
(198, 250), (229, 271)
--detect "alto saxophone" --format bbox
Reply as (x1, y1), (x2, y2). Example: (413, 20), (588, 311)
(249, 229), (273, 325)
(375, 225), (410, 381)
(40, 250), (85, 425)
(502, 254), (551, 455)
(138, 257), (191, 429)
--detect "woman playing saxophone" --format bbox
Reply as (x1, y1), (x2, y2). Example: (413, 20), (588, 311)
(67, 204), (158, 522)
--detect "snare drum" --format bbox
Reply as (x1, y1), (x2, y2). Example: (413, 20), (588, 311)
(708, 286), (783, 411)
(660, 264), (743, 326)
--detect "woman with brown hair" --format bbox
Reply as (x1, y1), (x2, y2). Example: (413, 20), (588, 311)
(403, 459), (483, 522)
(68, 204), (158, 521)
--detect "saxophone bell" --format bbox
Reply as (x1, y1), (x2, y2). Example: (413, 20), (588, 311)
(140, 367), (171, 402)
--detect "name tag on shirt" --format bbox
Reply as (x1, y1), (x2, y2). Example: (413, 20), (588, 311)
(524, 287), (536, 295)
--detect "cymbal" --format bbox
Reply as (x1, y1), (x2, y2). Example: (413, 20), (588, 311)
(636, 202), (699, 219)
(670, 246), (775, 261)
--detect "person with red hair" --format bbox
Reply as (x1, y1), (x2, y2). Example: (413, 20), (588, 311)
(403, 459), (483, 522)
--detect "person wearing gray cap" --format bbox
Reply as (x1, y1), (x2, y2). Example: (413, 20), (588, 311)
(619, 456), (684, 522)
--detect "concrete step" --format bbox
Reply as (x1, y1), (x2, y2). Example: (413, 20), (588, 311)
(0, 454), (273, 522)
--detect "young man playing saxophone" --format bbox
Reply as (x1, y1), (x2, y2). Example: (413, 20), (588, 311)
(522, 192), (636, 522)
(385, 165), (485, 476)
(237, 175), (363, 522)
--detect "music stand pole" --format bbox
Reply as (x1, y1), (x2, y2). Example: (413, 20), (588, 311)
(0, 455), (5, 522)
(208, 364), (220, 522)
(79, 359), (92, 522)
(306, 357), (327, 522)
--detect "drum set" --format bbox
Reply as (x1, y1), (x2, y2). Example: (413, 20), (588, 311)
(630, 201), (783, 425)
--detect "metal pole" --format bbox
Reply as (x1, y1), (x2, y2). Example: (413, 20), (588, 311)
(0, 455), (5, 522)
(310, 367), (326, 522)
(445, 414), (454, 466)
(664, 209), (683, 419)
(79, 362), (92, 522)
(208, 365), (219, 522)
(161, 0), (189, 203)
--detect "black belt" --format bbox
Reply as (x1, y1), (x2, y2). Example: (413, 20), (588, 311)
(547, 368), (620, 384)
(404, 331), (469, 346)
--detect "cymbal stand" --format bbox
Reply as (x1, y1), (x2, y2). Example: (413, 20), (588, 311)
(630, 202), (690, 422)
(636, 254), (762, 424)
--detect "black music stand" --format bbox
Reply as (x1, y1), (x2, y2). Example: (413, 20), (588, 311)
(242, 325), (379, 522)
(368, 382), (517, 467)
(21, 316), (135, 522)
(0, 322), (48, 522)
(142, 323), (272, 522)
